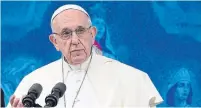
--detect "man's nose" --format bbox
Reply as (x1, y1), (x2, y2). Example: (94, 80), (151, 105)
(71, 32), (79, 45)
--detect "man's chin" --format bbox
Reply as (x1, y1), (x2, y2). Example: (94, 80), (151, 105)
(71, 57), (86, 65)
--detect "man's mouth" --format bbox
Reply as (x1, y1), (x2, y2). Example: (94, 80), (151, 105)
(70, 49), (84, 57)
(70, 49), (83, 52)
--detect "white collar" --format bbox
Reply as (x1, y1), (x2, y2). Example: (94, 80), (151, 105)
(63, 54), (92, 71)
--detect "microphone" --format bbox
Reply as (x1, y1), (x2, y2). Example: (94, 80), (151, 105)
(44, 82), (66, 107)
(22, 83), (43, 107)
(1, 88), (5, 107)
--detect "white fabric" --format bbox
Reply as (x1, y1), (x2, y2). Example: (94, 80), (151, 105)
(63, 70), (100, 108)
(62, 55), (100, 108)
(65, 54), (91, 71)
(51, 4), (90, 24)
(7, 53), (163, 108)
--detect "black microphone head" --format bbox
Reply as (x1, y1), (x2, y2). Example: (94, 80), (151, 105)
(28, 83), (43, 98)
(52, 82), (66, 97)
(23, 83), (43, 107)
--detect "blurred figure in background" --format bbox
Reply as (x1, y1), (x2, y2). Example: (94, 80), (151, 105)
(166, 67), (193, 107)
(90, 3), (116, 59)
(92, 41), (102, 55)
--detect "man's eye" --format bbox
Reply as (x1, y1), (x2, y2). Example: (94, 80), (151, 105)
(76, 28), (85, 34)
(63, 31), (71, 35)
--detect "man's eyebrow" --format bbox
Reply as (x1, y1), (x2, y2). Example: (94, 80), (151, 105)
(77, 26), (85, 28)
(61, 27), (71, 32)
(75, 26), (87, 30)
(61, 26), (85, 31)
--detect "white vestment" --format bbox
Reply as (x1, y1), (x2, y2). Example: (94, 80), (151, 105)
(7, 53), (163, 108)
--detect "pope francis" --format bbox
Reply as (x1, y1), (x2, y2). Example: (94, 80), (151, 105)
(8, 4), (163, 108)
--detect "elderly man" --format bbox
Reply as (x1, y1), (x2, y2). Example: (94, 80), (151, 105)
(8, 4), (163, 108)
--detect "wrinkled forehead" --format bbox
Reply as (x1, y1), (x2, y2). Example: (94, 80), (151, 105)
(52, 9), (91, 32)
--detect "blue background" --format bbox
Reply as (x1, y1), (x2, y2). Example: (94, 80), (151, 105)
(1, 1), (201, 106)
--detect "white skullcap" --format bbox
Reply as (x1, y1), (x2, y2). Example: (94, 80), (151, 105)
(51, 4), (90, 25)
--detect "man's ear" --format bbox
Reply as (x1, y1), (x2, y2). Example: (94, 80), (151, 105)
(90, 26), (97, 44)
(49, 34), (60, 51)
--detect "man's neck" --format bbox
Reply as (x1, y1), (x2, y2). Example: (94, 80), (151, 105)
(64, 55), (92, 71)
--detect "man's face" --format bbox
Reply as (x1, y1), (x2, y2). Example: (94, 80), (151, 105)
(50, 10), (96, 65)
(175, 81), (191, 100)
